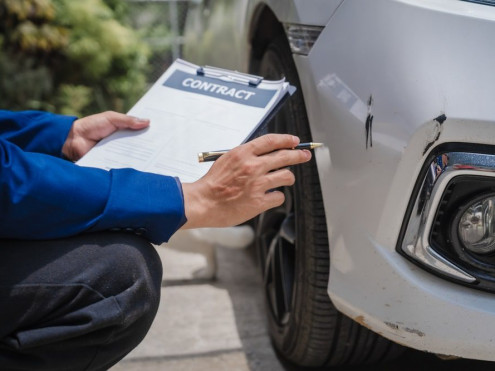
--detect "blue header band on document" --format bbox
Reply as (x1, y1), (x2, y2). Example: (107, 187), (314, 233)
(163, 70), (276, 108)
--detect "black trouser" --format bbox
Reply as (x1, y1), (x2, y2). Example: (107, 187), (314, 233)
(0, 232), (163, 371)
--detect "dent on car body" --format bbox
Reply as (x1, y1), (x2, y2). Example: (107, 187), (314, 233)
(365, 95), (374, 149)
(422, 114), (447, 156)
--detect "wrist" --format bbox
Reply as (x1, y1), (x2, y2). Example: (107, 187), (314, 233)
(180, 181), (211, 229)
(61, 119), (88, 161)
(61, 124), (76, 161)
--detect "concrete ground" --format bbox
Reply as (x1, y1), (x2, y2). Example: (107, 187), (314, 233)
(111, 241), (286, 371)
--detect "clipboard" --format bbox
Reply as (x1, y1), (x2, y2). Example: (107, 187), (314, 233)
(244, 87), (295, 142)
(191, 62), (296, 141)
(77, 58), (296, 182)
(197, 65), (264, 87)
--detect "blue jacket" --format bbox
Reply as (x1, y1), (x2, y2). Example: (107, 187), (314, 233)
(0, 110), (186, 244)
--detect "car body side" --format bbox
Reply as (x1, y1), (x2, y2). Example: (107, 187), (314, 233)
(183, 0), (495, 361)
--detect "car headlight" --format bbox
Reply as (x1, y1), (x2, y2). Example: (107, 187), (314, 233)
(457, 195), (495, 255)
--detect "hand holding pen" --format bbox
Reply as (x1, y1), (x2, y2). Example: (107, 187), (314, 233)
(198, 142), (323, 162)
(181, 134), (313, 229)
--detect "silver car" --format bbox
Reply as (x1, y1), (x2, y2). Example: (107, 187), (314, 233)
(183, 0), (495, 367)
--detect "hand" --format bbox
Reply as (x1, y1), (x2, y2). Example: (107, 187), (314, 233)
(181, 134), (311, 229)
(62, 111), (150, 161)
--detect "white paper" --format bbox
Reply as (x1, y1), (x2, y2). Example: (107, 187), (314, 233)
(77, 59), (290, 183)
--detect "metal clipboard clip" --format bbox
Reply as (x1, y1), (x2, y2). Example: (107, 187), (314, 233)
(197, 65), (263, 87)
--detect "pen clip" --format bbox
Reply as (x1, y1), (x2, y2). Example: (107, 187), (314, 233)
(197, 66), (263, 87)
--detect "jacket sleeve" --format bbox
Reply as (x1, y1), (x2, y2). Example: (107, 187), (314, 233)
(0, 110), (74, 156)
(0, 138), (187, 244)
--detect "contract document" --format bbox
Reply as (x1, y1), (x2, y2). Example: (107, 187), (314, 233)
(77, 59), (293, 182)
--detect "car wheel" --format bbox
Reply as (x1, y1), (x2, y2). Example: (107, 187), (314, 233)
(254, 34), (404, 367)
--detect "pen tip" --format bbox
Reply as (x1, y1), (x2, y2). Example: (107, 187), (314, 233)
(312, 142), (323, 149)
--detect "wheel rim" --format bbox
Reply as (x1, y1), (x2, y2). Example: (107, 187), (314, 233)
(257, 187), (296, 326)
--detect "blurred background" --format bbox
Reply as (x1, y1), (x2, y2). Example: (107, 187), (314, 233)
(0, 0), (192, 117)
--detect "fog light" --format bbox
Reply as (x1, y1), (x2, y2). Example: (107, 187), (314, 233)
(458, 196), (495, 254)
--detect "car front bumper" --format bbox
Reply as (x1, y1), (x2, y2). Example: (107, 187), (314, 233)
(293, 0), (495, 360)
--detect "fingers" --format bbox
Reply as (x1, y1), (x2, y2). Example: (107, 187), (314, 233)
(241, 134), (311, 172)
(262, 168), (296, 190)
(257, 168), (299, 213)
(262, 190), (286, 210)
(227, 134), (310, 174)
(102, 111), (150, 130)
(65, 111), (150, 161)
(261, 148), (311, 172)
(249, 133), (300, 155)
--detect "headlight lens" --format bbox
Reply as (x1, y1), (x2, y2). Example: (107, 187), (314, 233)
(458, 196), (495, 254)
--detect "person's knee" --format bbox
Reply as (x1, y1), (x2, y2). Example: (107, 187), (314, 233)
(71, 232), (163, 344)
(56, 232), (163, 358)
(79, 233), (164, 370)
(94, 232), (163, 319)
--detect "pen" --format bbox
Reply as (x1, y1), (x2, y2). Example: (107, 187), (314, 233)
(198, 142), (323, 162)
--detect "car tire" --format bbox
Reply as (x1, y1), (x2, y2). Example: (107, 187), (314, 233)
(253, 34), (404, 368)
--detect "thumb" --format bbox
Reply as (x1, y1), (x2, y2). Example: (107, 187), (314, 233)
(127, 116), (150, 130)
(104, 111), (150, 130)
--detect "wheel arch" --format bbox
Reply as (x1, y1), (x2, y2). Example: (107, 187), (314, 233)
(247, 4), (287, 75)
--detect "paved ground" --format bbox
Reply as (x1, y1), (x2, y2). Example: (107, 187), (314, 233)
(111, 241), (495, 371)
(111, 241), (286, 371)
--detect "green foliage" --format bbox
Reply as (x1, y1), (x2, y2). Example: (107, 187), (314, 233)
(0, 0), (150, 116)
(56, 84), (91, 116)
(125, 1), (185, 81)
